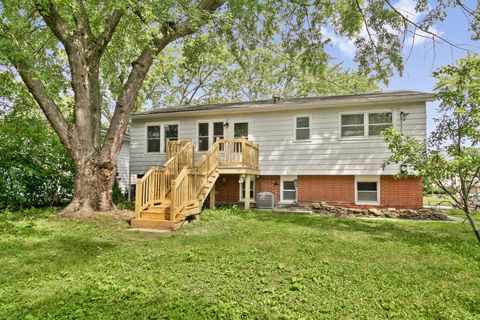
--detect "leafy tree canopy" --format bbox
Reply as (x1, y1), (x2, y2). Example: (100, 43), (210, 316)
(382, 54), (480, 242)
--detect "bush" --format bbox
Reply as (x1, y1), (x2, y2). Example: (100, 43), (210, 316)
(0, 113), (74, 209)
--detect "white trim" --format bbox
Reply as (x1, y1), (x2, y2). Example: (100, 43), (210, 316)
(280, 175), (297, 203)
(355, 175), (381, 205)
(239, 176), (255, 201)
(145, 121), (180, 154)
(338, 110), (396, 140)
(293, 114), (312, 142)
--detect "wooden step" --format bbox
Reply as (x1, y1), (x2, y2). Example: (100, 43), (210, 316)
(140, 211), (167, 220)
(131, 218), (183, 231)
(147, 205), (171, 213)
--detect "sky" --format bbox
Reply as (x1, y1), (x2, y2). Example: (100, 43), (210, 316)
(323, 0), (479, 134)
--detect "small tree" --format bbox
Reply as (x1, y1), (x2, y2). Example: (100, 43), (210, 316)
(382, 55), (480, 243)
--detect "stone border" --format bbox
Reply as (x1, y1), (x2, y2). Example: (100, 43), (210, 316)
(312, 202), (450, 221)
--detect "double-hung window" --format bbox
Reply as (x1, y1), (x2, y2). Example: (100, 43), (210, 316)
(147, 125), (161, 153)
(340, 112), (393, 138)
(147, 123), (179, 153)
(295, 116), (311, 141)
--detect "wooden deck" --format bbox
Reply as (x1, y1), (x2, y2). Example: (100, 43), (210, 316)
(131, 139), (260, 230)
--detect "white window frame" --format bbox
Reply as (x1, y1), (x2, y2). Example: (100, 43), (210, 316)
(196, 119), (227, 152)
(355, 175), (381, 205)
(239, 176), (256, 202)
(293, 114), (312, 142)
(338, 110), (395, 140)
(280, 175), (297, 203)
(145, 122), (180, 154)
(230, 119), (253, 141)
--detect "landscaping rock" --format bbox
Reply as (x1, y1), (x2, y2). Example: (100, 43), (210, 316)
(311, 202), (450, 221)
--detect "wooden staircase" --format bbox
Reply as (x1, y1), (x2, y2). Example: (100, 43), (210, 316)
(131, 138), (257, 231)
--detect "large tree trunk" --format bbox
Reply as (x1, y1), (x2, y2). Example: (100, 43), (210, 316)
(60, 151), (118, 217)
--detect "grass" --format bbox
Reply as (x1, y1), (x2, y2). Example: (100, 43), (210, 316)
(1, 207), (480, 319)
(424, 194), (454, 207)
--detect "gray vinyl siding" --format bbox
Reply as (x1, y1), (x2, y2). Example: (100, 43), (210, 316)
(116, 140), (131, 194)
(129, 102), (426, 176)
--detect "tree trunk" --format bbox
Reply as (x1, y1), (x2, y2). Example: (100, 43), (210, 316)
(60, 153), (117, 217)
(465, 210), (480, 244)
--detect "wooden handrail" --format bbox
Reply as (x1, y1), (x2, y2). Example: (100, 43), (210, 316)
(136, 138), (260, 221)
(166, 140), (191, 161)
(135, 141), (194, 218)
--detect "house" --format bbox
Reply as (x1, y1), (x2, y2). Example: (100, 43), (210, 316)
(129, 90), (433, 229)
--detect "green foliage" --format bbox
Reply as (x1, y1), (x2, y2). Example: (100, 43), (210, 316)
(141, 44), (378, 109)
(0, 209), (479, 318)
(0, 111), (74, 209)
(383, 55), (480, 240)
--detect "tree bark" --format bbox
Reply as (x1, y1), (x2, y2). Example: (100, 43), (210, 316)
(464, 208), (480, 244)
(60, 150), (118, 216)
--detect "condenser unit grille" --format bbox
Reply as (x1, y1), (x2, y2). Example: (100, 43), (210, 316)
(257, 192), (274, 209)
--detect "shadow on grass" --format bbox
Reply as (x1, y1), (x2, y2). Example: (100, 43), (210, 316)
(246, 210), (479, 259)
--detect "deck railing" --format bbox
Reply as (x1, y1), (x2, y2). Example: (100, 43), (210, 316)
(166, 140), (192, 161)
(217, 139), (259, 169)
(136, 138), (259, 220)
(135, 141), (194, 218)
(171, 140), (220, 220)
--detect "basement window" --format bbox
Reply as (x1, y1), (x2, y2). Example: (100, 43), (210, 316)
(355, 176), (380, 205)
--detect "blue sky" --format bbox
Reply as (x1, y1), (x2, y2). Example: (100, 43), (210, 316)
(323, 0), (479, 133)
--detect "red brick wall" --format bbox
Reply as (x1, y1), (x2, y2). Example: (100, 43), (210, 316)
(214, 174), (240, 203)
(256, 175), (281, 203)
(297, 175), (355, 205)
(214, 174), (423, 209)
(381, 175), (423, 208)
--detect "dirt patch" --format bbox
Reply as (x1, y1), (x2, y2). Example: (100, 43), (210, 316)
(312, 202), (450, 221)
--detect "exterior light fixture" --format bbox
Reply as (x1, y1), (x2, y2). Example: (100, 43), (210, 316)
(238, 176), (244, 184)
(400, 164), (408, 174)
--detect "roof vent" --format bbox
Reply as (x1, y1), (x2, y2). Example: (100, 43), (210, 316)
(272, 94), (283, 104)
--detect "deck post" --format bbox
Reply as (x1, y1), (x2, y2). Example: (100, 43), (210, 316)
(210, 183), (216, 209)
(245, 174), (251, 210)
(135, 179), (142, 219)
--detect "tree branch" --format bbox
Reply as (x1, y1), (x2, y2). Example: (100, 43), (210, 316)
(384, 0), (470, 52)
(73, 0), (94, 40)
(34, 0), (73, 45)
(15, 61), (70, 148)
(95, 9), (124, 54)
(101, 0), (225, 160)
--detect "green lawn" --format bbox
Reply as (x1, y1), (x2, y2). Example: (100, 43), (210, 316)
(1, 208), (480, 319)
(423, 194), (455, 207)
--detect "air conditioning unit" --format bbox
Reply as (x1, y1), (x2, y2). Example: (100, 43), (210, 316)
(256, 192), (274, 209)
